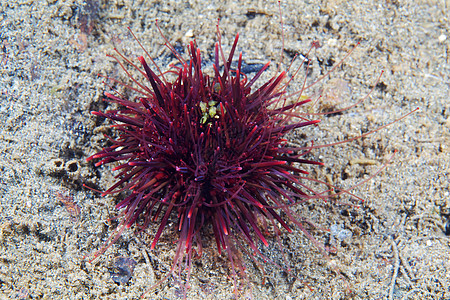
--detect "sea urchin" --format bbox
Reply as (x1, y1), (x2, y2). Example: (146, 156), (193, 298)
(86, 24), (375, 295)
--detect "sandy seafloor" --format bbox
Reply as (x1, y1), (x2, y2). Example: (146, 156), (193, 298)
(0, 0), (449, 299)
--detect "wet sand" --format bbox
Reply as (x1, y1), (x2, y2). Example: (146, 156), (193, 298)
(0, 0), (449, 299)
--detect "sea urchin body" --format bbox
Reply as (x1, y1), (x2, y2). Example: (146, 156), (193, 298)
(87, 28), (330, 292)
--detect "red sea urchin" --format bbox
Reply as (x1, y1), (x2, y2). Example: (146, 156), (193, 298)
(88, 26), (322, 259)
(85, 22), (414, 297)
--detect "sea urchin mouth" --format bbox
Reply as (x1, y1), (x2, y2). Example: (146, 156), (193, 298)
(87, 26), (327, 291)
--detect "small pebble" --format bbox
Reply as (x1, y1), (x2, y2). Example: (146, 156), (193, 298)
(110, 257), (137, 285)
